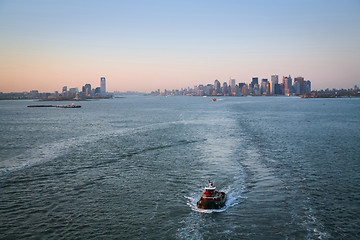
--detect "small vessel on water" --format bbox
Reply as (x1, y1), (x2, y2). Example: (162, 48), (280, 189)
(197, 181), (226, 209)
(56, 104), (81, 108)
(212, 98), (217, 101)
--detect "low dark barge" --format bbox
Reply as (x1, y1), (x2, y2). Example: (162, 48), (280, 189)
(27, 104), (81, 108)
(27, 105), (55, 107)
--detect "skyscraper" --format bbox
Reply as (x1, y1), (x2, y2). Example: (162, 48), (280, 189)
(261, 79), (268, 95)
(271, 75), (278, 95)
(83, 84), (91, 96)
(271, 75), (278, 84)
(222, 82), (229, 95)
(305, 80), (311, 94)
(100, 77), (106, 96)
(283, 75), (292, 95)
(205, 84), (214, 96)
(294, 77), (305, 95)
(250, 77), (259, 95)
(251, 77), (258, 86)
(293, 81), (300, 95)
(62, 86), (68, 96)
(230, 79), (236, 88)
(214, 79), (221, 94)
(230, 79), (236, 95)
(241, 84), (248, 96)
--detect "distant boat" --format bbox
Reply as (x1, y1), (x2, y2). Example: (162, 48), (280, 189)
(56, 104), (81, 108)
(212, 98), (217, 101)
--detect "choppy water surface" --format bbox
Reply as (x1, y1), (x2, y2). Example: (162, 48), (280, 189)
(0, 96), (359, 239)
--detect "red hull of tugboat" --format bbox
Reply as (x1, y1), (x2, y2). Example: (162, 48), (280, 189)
(197, 192), (226, 209)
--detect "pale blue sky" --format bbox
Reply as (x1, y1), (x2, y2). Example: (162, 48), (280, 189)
(1, 0), (359, 92)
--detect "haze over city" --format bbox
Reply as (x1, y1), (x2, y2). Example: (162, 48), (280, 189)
(1, 0), (359, 93)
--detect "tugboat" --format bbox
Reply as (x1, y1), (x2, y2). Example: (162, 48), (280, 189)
(197, 181), (226, 209)
(56, 103), (81, 108)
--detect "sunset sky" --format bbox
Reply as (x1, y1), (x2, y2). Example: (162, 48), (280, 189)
(1, 0), (360, 92)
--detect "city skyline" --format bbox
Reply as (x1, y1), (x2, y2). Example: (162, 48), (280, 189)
(1, 74), (359, 99)
(151, 75), (313, 96)
(1, 0), (360, 92)
(2, 71), (360, 96)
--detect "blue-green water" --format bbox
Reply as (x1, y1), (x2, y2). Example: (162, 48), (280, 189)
(0, 96), (359, 239)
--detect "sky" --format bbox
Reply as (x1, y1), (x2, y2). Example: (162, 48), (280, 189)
(1, 0), (360, 92)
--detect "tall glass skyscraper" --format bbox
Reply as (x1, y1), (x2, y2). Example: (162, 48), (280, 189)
(100, 77), (106, 95)
(283, 75), (292, 95)
(214, 79), (221, 94)
(271, 75), (278, 94)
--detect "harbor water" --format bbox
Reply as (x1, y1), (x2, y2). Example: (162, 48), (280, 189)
(0, 96), (359, 239)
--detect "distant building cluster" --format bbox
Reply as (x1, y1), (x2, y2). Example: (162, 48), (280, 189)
(59, 77), (107, 100)
(0, 77), (110, 100)
(151, 75), (312, 96)
(312, 85), (360, 98)
(0, 90), (53, 100)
